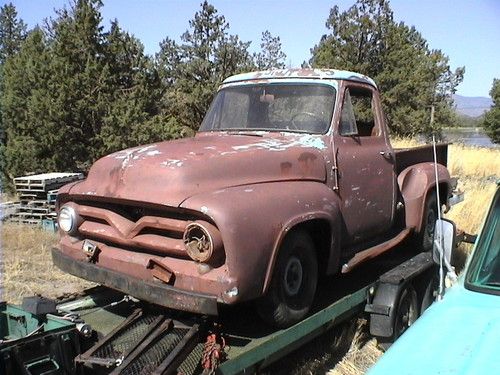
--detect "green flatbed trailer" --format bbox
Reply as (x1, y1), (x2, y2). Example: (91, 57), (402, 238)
(1, 250), (438, 375)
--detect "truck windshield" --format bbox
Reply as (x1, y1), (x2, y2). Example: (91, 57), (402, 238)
(465, 188), (500, 295)
(200, 84), (335, 134)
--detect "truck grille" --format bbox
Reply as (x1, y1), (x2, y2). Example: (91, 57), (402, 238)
(69, 200), (201, 258)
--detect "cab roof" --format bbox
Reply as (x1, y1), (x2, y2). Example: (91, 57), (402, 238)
(222, 68), (377, 88)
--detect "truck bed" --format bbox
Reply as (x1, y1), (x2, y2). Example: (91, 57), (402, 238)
(394, 143), (448, 175)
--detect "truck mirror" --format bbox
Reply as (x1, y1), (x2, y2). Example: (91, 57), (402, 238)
(432, 219), (456, 266)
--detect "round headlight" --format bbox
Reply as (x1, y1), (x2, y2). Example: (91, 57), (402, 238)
(183, 221), (222, 263)
(58, 205), (77, 233)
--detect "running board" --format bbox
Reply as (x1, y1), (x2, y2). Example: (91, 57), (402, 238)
(341, 228), (412, 273)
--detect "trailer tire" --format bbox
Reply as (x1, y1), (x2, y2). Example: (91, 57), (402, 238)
(257, 231), (318, 328)
(377, 284), (419, 351)
(417, 191), (437, 252)
(393, 286), (418, 340)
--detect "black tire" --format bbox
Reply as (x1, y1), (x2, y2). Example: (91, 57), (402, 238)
(418, 191), (438, 252)
(420, 274), (438, 315)
(378, 285), (419, 351)
(393, 286), (418, 340)
(257, 231), (318, 328)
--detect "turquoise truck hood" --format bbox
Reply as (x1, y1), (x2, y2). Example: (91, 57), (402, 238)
(368, 282), (500, 375)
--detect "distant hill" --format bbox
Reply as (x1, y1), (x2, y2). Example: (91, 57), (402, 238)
(453, 94), (492, 118)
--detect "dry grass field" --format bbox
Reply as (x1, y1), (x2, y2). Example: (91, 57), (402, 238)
(0, 138), (498, 374)
(0, 223), (94, 303)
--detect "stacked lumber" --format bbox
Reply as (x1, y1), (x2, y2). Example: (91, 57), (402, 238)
(8, 172), (84, 227)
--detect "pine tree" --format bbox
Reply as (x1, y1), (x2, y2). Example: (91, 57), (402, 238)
(310, 0), (464, 136)
(0, 3), (27, 64)
(2, 28), (54, 177)
(156, 1), (254, 130)
(255, 30), (286, 70)
(483, 79), (500, 143)
(0, 2), (27, 188)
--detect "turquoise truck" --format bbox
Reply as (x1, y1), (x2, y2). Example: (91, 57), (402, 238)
(368, 181), (500, 375)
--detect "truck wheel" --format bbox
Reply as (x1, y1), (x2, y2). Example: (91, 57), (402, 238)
(418, 191), (437, 252)
(257, 231), (318, 328)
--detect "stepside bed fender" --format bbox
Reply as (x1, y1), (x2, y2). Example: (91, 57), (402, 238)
(397, 162), (451, 232)
(180, 181), (342, 301)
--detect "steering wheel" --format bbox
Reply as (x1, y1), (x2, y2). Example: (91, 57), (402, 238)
(290, 111), (325, 131)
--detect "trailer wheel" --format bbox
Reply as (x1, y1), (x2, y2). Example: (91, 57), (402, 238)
(420, 274), (438, 315)
(257, 231), (318, 328)
(418, 191), (437, 252)
(393, 286), (418, 340)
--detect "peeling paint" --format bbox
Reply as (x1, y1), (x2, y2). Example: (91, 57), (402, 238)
(231, 134), (327, 152)
(161, 159), (184, 168)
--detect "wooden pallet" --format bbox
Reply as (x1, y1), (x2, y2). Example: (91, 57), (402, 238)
(14, 172), (83, 196)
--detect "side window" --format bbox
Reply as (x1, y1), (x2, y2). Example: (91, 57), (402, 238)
(340, 90), (357, 135)
(340, 87), (379, 137)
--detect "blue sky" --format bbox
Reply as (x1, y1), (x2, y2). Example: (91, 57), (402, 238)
(6, 0), (500, 97)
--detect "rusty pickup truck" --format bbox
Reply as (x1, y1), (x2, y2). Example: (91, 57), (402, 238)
(52, 69), (456, 327)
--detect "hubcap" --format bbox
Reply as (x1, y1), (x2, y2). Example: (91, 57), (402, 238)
(283, 256), (303, 296)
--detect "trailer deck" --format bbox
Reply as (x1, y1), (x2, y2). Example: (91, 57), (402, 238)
(1, 246), (437, 375)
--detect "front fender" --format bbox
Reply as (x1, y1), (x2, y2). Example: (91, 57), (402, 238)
(397, 162), (451, 231)
(180, 181), (341, 302)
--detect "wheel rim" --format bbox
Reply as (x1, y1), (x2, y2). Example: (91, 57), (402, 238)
(283, 256), (303, 296)
(395, 290), (417, 338)
(423, 208), (437, 250)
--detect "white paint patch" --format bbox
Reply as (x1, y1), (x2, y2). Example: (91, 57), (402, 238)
(244, 188), (254, 193)
(201, 206), (209, 214)
(352, 186), (360, 191)
(146, 150), (161, 156)
(136, 145), (156, 154)
(231, 135), (327, 152)
(161, 159), (184, 168)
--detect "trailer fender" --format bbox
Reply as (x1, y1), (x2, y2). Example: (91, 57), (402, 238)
(397, 162), (450, 231)
(366, 252), (435, 341)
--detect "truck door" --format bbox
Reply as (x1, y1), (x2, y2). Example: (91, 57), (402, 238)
(334, 83), (396, 245)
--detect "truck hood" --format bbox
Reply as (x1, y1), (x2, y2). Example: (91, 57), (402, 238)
(68, 132), (328, 207)
(368, 284), (500, 375)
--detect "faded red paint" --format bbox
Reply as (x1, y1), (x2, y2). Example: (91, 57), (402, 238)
(53, 69), (452, 315)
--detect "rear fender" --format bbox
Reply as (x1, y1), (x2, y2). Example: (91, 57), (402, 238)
(397, 163), (450, 231)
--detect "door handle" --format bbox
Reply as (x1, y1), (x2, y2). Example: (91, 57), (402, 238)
(379, 151), (393, 160)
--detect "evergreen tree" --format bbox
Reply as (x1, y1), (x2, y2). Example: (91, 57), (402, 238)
(0, 2), (27, 188)
(310, 0), (463, 136)
(255, 30), (286, 69)
(157, 1), (254, 130)
(483, 79), (500, 143)
(2, 28), (53, 177)
(0, 3), (27, 64)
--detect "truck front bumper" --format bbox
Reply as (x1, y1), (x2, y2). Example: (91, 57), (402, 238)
(51, 247), (219, 316)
